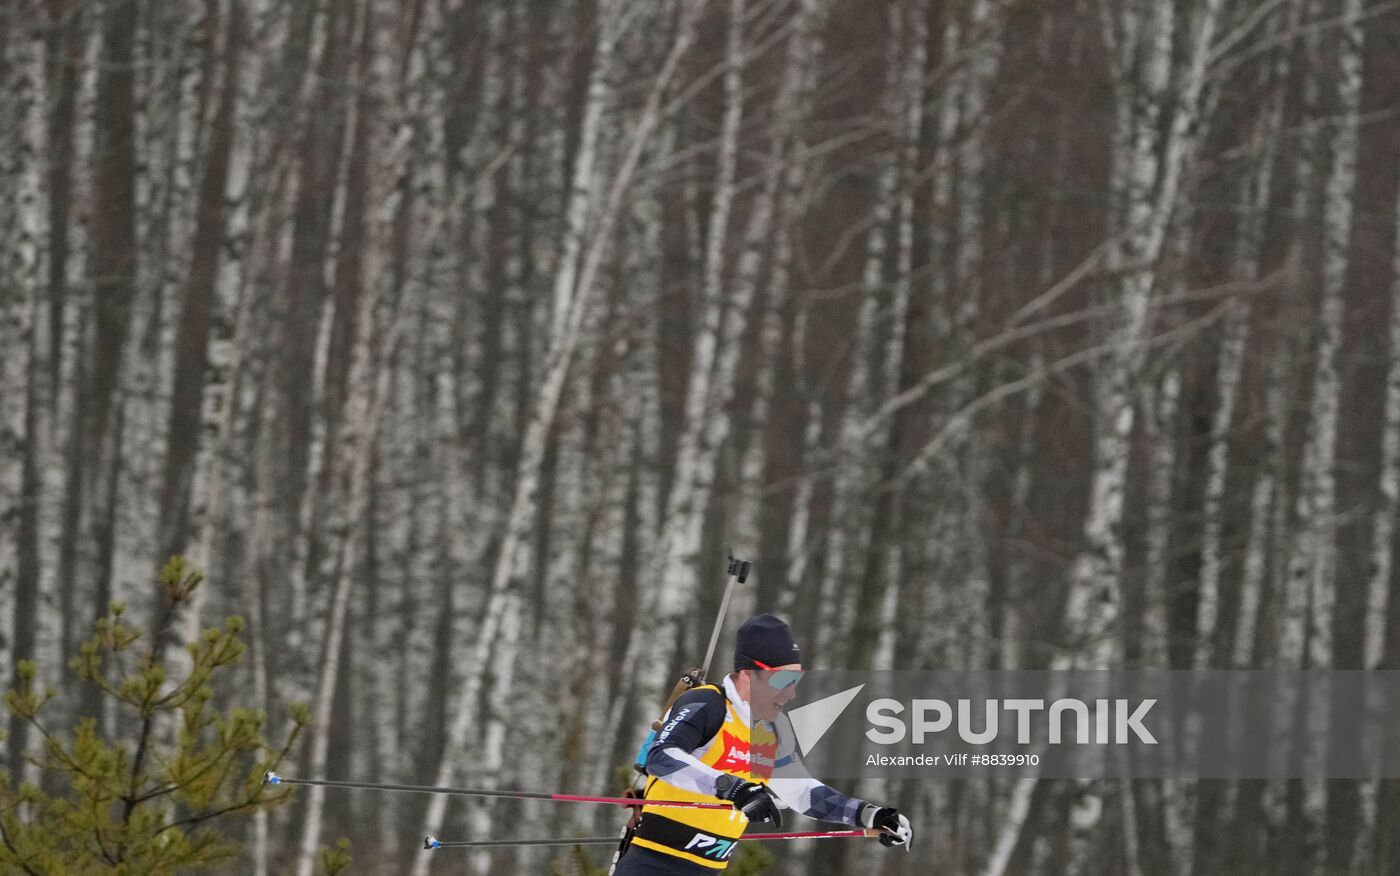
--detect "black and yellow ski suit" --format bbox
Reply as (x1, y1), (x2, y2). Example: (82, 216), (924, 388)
(614, 675), (868, 874)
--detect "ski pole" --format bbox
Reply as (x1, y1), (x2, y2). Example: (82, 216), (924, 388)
(701, 551), (751, 680)
(645, 551), (752, 739)
(748, 830), (879, 841)
(424, 829), (880, 849)
(262, 772), (733, 811)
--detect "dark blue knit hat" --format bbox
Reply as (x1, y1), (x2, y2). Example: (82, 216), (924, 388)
(735, 614), (801, 670)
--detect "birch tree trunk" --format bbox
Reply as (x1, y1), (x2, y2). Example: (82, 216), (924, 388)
(1226, 0), (1297, 672)
(293, 103), (419, 876)
(1064, 0), (1220, 666)
(871, 0), (929, 674)
(1355, 100), (1400, 876)
(1260, 4), (1361, 867)
(988, 0), (1222, 869)
(633, 0), (748, 706)
(945, 0), (1004, 673)
(771, 0), (829, 621)
(1205, 17), (1296, 861)
(841, 0), (929, 674)
(1294, 1), (1363, 869)
(809, 86), (896, 657)
(1274, 0), (1323, 679)
(278, 1), (351, 685)
(1289, 0), (1362, 680)
(78, 0), (141, 732)
(1140, 368), (1180, 670)
(1254, 14), (1322, 865)
(413, 8), (700, 869)
(1196, 44), (1285, 669)
(1365, 177), (1400, 671)
(155, 0), (242, 595)
(3, 0), (46, 779)
(594, 146), (668, 794)
(997, 345), (1043, 674)
(41, 0), (80, 403)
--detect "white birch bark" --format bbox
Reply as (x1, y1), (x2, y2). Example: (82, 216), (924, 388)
(1067, 0), (1174, 671)
(999, 348), (1043, 673)
(295, 11), (435, 867)
(634, 0), (747, 706)
(590, 193), (666, 796)
(1365, 131), (1400, 674)
(481, 67), (603, 853)
(280, 2), (335, 708)
(1146, 369), (1194, 876)
(394, 286), (466, 861)
(736, 278), (780, 596)
(741, 0), (826, 613)
(568, 150), (661, 817)
(294, 116), (416, 876)
(1196, 180), (1272, 670)
(1194, 308), (1239, 662)
(1234, 346), (1288, 669)
(741, 0), (830, 613)
(465, 5), (542, 868)
(1221, 1), (1293, 665)
(871, 0), (928, 672)
(1293, 0), (1363, 866)
(780, 395), (821, 609)
(949, 0), (1002, 672)
(184, 0), (252, 642)
(768, 0), (824, 613)
(1209, 17), (1298, 833)
(1141, 368), (1180, 669)
(413, 8), (700, 868)
(813, 0), (914, 666)
(1355, 104), (1400, 876)
(1154, 200), (1206, 876)
(1070, 0), (1220, 861)
(994, 0), (1223, 870)
(233, 124), (298, 876)
(811, 113), (894, 648)
(591, 107), (674, 792)
(1266, 4), (1361, 859)
(415, 5), (615, 856)
(1275, 0), (1323, 678)
(585, 260), (660, 800)
(1303, 0), (1362, 676)
(1259, 0), (1328, 855)
(1355, 187), (1400, 671)
(1, 8), (46, 691)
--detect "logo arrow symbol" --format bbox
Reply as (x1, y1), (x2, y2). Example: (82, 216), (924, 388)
(785, 684), (865, 756)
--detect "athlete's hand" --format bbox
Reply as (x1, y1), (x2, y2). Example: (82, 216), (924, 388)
(716, 777), (783, 828)
(860, 804), (912, 849)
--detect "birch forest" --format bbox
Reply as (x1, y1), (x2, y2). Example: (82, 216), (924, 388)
(4, 0), (1400, 873)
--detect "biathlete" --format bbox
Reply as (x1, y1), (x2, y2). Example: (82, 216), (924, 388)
(613, 613), (912, 874)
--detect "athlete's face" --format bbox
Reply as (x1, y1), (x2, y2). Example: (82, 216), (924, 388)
(743, 664), (802, 722)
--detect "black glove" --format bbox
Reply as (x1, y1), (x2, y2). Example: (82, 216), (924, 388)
(860, 804), (912, 849)
(716, 777), (783, 828)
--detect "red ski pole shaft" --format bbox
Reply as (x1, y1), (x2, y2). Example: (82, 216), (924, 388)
(263, 772), (732, 811)
(746, 829), (880, 840)
(424, 829), (880, 849)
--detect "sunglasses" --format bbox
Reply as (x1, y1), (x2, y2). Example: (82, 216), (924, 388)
(748, 658), (803, 690)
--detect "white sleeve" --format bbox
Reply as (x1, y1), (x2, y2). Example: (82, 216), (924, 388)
(765, 714), (869, 824)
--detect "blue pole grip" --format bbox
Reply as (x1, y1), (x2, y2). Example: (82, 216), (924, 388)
(633, 729), (658, 771)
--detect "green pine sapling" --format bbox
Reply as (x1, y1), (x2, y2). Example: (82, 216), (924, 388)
(0, 557), (349, 874)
